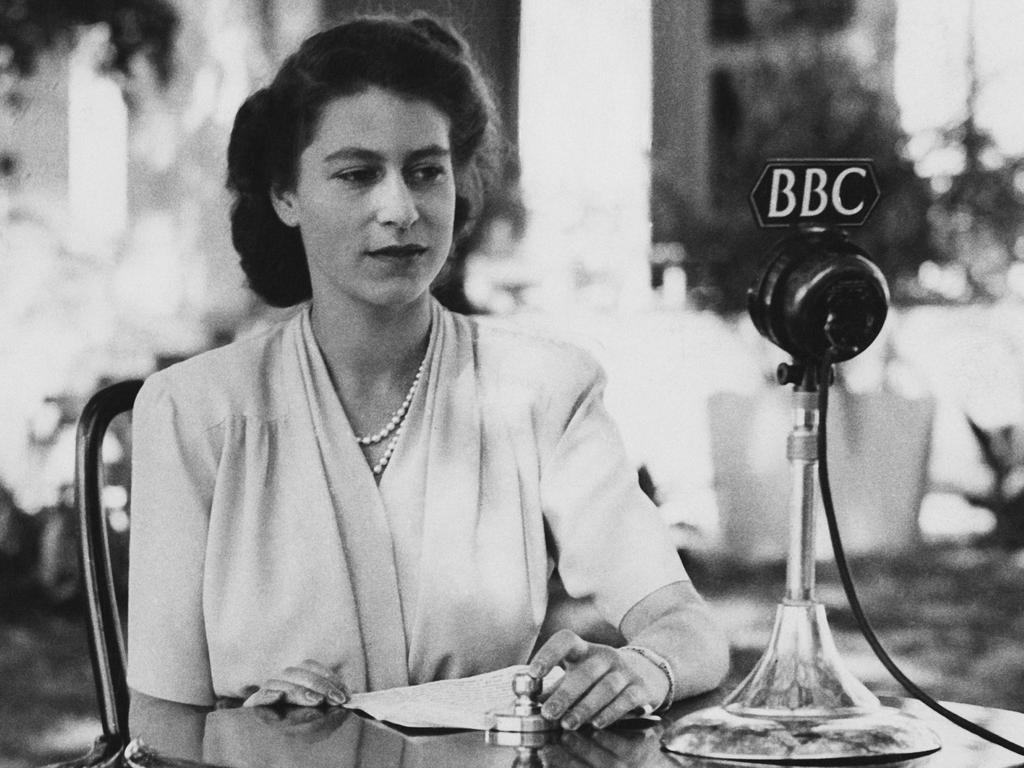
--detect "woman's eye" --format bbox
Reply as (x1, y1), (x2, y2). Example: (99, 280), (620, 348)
(332, 167), (380, 184)
(406, 165), (447, 185)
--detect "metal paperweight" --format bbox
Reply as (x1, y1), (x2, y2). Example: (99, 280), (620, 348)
(489, 671), (560, 733)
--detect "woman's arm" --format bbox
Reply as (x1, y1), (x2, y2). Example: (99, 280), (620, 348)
(620, 579), (730, 699)
(128, 689), (210, 761)
(127, 376), (217, 705)
(529, 350), (729, 729)
(528, 580), (729, 730)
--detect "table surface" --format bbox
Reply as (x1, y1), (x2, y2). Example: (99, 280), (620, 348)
(126, 692), (1024, 768)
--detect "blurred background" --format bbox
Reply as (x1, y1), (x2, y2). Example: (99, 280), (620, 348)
(2, 0), (1024, 764)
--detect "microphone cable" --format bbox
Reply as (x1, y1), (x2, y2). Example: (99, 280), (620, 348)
(815, 356), (1024, 757)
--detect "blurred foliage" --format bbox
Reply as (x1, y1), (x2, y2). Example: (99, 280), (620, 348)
(924, 116), (1024, 301)
(924, 9), (1024, 302)
(667, 40), (937, 315)
(752, 0), (857, 36)
(712, 0), (856, 42)
(935, 124), (1024, 252)
(0, 0), (179, 84)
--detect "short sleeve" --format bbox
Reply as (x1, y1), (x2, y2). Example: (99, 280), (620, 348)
(127, 374), (218, 705)
(539, 361), (688, 629)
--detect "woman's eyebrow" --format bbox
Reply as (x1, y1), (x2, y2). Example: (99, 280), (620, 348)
(321, 144), (451, 164)
(322, 147), (380, 164)
(406, 145), (451, 162)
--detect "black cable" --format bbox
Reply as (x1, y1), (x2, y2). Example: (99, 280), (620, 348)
(815, 356), (1024, 757)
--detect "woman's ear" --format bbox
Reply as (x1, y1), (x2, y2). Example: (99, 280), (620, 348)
(269, 187), (300, 228)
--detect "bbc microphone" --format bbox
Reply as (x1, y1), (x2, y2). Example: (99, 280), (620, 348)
(747, 225), (889, 364)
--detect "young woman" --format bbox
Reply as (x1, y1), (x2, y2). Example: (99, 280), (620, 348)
(127, 14), (728, 732)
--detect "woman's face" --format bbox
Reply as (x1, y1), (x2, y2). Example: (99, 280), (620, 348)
(272, 86), (456, 312)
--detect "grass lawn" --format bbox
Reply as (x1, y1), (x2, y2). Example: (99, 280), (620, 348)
(0, 578), (100, 768)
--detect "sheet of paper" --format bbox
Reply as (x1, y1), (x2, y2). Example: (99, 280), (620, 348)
(344, 665), (556, 730)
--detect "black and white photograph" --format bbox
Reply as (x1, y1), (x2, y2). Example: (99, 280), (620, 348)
(1, 1), (1023, 766)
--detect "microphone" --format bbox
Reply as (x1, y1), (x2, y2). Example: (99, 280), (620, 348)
(747, 226), (889, 363)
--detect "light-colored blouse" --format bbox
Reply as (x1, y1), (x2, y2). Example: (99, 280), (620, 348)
(127, 301), (687, 705)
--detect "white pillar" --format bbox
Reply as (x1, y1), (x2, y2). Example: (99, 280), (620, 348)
(518, 0), (653, 310)
(68, 26), (128, 255)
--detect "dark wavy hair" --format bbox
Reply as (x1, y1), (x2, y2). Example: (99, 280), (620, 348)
(226, 14), (503, 307)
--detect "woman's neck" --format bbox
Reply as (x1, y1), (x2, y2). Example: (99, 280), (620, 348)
(310, 295), (432, 394)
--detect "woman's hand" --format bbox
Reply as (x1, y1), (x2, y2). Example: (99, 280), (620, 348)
(242, 659), (349, 708)
(528, 630), (669, 730)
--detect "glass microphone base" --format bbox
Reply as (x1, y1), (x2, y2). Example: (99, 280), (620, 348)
(662, 705), (942, 764)
(662, 601), (942, 763)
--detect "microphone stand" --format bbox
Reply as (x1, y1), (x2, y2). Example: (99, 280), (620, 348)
(662, 361), (941, 762)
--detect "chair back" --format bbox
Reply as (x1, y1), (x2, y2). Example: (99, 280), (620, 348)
(75, 379), (144, 751)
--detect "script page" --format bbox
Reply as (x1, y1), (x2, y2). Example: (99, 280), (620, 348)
(344, 665), (559, 729)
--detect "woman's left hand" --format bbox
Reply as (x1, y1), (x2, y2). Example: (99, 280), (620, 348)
(242, 659), (349, 708)
(528, 630), (669, 730)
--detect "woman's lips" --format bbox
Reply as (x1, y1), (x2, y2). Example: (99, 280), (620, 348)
(367, 244), (427, 258)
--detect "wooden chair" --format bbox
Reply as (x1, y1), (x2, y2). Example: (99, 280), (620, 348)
(71, 379), (144, 765)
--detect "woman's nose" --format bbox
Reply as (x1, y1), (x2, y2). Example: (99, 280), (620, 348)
(374, 173), (419, 230)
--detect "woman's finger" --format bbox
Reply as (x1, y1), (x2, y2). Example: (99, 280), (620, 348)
(300, 658), (347, 686)
(540, 655), (610, 729)
(258, 678), (326, 707)
(554, 665), (630, 729)
(243, 687), (285, 708)
(588, 683), (649, 730)
(278, 664), (348, 705)
(540, 649), (619, 724)
(529, 630), (591, 680)
(241, 659), (349, 709)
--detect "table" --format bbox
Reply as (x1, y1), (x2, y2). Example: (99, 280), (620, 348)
(125, 692), (1024, 767)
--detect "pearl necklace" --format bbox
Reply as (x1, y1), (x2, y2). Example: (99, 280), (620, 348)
(354, 358), (426, 476)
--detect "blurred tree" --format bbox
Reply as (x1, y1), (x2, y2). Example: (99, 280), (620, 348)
(0, 0), (179, 180)
(0, 0), (178, 84)
(675, 37), (936, 315)
(922, 12), (1024, 301)
(756, 0), (856, 34)
(926, 123), (1024, 301)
